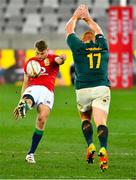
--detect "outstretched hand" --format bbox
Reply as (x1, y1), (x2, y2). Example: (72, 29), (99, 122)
(59, 54), (66, 60)
(80, 6), (90, 21)
(73, 4), (88, 19)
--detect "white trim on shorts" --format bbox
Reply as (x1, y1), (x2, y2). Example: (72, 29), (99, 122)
(23, 85), (54, 110)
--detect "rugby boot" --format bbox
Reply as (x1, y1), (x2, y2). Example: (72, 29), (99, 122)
(98, 147), (108, 172)
(86, 143), (96, 164)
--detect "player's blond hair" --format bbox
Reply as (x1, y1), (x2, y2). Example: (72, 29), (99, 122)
(81, 30), (95, 42)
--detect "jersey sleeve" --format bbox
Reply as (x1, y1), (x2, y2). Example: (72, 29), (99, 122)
(50, 54), (58, 60)
(49, 54), (59, 66)
(52, 54), (59, 62)
(66, 33), (84, 51)
(95, 34), (109, 50)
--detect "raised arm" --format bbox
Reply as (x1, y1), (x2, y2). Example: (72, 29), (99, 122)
(65, 16), (78, 37)
(81, 5), (103, 35)
(65, 5), (87, 37)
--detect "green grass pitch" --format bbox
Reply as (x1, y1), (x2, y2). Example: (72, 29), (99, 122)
(0, 84), (136, 179)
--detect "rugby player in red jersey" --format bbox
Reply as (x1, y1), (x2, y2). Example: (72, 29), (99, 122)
(13, 40), (66, 163)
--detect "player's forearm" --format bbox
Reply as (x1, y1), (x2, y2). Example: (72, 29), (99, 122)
(21, 82), (26, 97)
(85, 18), (103, 35)
(21, 75), (28, 97)
(65, 16), (78, 35)
(55, 54), (66, 65)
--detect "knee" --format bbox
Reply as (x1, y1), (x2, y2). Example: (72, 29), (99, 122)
(37, 114), (48, 129)
(80, 113), (91, 121)
(23, 94), (35, 107)
(95, 120), (107, 127)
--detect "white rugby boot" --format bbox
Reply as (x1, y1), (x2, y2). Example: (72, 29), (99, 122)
(25, 153), (36, 164)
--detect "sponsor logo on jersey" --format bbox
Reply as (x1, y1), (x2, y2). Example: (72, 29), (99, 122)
(44, 58), (50, 66)
(86, 47), (102, 51)
(40, 67), (49, 76)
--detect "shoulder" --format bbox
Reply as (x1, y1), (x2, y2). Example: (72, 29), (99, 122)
(47, 54), (59, 66)
(47, 53), (58, 61)
(67, 33), (80, 42)
(67, 33), (84, 50)
(67, 33), (76, 39)
(95, 34), (107, 41)
(95, 34), (108, 50)
(26, 57), (38, 63)
(24, 57), (37, 65)
(29, 56), (38, 60)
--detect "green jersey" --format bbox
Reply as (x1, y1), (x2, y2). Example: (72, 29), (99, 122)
(67, 33), (110, 89)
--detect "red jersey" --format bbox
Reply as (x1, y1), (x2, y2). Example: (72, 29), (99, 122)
(24, 54), (59, 91)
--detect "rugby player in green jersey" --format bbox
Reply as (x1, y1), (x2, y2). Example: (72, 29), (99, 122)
(65, 4), (111, 171)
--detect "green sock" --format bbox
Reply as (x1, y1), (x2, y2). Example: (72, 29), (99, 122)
(82, 120), (93, 146)
(28, 128), (44, 154)
(97, 125), (108, 149)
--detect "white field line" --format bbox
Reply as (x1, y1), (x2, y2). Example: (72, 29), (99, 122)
(4, 175), (119, 179)
(0, 151), (136, 156)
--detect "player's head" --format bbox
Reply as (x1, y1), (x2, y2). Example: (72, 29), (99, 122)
(35, 40), (48, 60)
(81, 30), (95, 43)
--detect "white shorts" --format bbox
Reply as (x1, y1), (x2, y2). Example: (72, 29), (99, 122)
(76, 86), (111, 114)
(23, 85), (54, 110)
